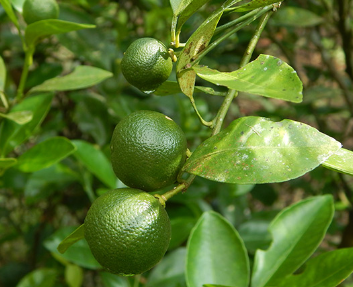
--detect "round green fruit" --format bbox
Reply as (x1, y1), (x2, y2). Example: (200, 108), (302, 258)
(121, 38), (173, 92)
(84, 188), (171, 276)
(22, 0), (59, 25)
(110, 110), (187, 192)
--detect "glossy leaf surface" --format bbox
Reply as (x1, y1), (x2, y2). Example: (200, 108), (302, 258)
(193, 54), (303, 103)
(251, 195), (334, 287)
(186, 211), (249, 287)
(0, 111), (33, 124)
(322, 148), (353, 176)
(0, 93), (53, 156)
(183, 116), (341, 184)
(16, 137), (76, 172)
(277, 248), (353, 287)
(25, 19), (95, 47)
(72, 140), (116, 189)
(29, 66), (113, 93)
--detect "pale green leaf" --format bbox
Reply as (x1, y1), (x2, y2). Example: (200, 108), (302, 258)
(322, 148), (353, 176)
(183, 117), (342, 184)
(0, 111), (33, 124)
(193, 54), (303, 103)
(65, 264), (83, 287)
(29, 66), (113, 93)
(251, 195), (334, 287)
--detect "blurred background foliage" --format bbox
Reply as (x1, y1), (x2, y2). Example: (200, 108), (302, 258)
(0, 0), (353, 286)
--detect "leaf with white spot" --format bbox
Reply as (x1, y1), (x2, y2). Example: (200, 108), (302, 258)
(183, 116), (341, 184)
(193, 54), (303, 103)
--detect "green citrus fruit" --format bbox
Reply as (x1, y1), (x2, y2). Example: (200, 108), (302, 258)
(22, 0), (59, 25)
(110, 110), (187, 192)
(121, 37), (173, 92)
(84, 188), (171, 276)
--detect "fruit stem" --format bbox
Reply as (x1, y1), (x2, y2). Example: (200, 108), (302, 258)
(16, 47), (34, 102)
(161, 174), (196, 201)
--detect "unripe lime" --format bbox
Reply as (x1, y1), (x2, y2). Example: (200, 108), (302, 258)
(84, 188), (171, 275)
(110, 110), (187, 192)
(22, 0), (59, 25)
(121, 38), (173, 92)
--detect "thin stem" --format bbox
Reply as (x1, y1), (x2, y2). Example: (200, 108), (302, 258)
(190, 97), (213, 127)
(0, 91), (9, 110)
(16, 47), (34, 102)
(161, 9), (274, 201)
(133, 274), (141, 287)
(191, 7), (270, 67)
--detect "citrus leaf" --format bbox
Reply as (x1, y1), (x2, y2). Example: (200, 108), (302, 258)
(230, 0), (279, 12)
(322, 148), (353, 176)
(193, 54), (303, 103)
(251, 195), (334, 287)
(16, 137), (76, 173)
(0, 157), (17, 175)
(186, 211), (249, 287)
(272, 7), (323, 27)
(25, 19), (95, 47)
(16, 268), (57, 287)
(146, 248), (187, 287)
(9, 0), (25, 12)
(65, 264), (83, 287)
(0, 93), (54, 157)
(29, 66), (113, 94)
(183, 116), (341, 184)
(0, 0), (20, 28)
(278, 248), (353, 287)
(57, 224), (85, 254)
(203, 285), (234, 287)
(72, 140), (116, 189)
(171, 0), (212, 36)
(44, 226), (100, 269)
(0, 111), (33, 124)
(0, 55), (6, 91)
(100, 272), (130, 287)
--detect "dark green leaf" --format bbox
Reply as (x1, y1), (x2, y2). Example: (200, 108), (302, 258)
(193, 54), (303, 103)
(147, 248), (187, 287)
(24, 163), (78, 204)
(0, 158), (17, 176)
(72, 140), (116, 189)
(186, 211), (249, 287)
(16, 268), (57, 287)
(44, 226), (100, 269)
(16, 137), (76, 173)
(0, 55), (5, 91)
(57, 224), (85, 254)
(0, 0), (19, 28)
(251, 195), (334, 287)
(169, 216), (197, 250)
(322, 148), (353, 176)
(272, 7), (323, 27)
(29, 66), (113, 94)
(183, 116), (341, 184)
(25, 19), (95, 47)
(0, 93), (53, 157)
(277, 248), (353, 287)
